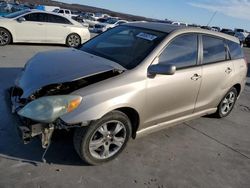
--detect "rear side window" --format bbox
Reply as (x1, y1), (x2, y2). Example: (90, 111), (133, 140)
(24, 13), (47, 22)
(48, 14), (71, 24)
(202, 35), (226, 64)
(227, 40), (244, 60)
(159, 34), (198, 69)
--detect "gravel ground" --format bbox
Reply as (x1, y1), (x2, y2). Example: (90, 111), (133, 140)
(0, 41), (249, 188)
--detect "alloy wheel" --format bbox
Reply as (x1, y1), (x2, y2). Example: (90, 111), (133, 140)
(67, 34), (80, 47)
(0, 30), (9, 45)
(221, 91), (236, 115)
(89, 120), (127, 160)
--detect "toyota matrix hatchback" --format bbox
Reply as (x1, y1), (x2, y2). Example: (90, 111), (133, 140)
(10, 22), (247, 165)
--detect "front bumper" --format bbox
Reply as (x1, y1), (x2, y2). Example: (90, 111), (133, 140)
(8, 87), (45, 144)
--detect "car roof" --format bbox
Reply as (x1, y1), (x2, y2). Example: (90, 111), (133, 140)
(125, 22), (239, 43)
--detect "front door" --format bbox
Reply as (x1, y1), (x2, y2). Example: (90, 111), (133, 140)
(14, 12), (46, 42)
(144, 34), (202, 128)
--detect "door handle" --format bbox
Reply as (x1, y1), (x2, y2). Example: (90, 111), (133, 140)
(191, 74), (202, 81)
(225, 67), (232, 74)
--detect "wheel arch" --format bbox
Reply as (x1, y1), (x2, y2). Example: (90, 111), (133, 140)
(233, 83), (241, 96)
(115, 107), (140, 139)
(0, 27), (13, 43)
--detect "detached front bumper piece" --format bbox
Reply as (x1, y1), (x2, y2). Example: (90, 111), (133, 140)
(8, 87), (52, 147)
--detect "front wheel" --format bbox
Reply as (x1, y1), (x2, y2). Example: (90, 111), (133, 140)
(214, 87), (238, 118)
(0, 28), (11, 46)
(66, 33), (81, 47)
(73, 111), (132, 165)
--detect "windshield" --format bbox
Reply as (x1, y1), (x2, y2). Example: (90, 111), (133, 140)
(79, 26), (167, 69)
(106, 19), (118, 24)
(3, 9), (30, 18)
(236, 29), (244, 32)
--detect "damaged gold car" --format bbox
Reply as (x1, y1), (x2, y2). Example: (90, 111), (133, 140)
(10, 22), (247, 165)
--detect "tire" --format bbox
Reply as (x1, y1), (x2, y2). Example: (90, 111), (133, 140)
(66, 33), (81, 47)
(214, 87), (238, 118)
(0, 28), (11, 46)
(73, 110), (132, 165)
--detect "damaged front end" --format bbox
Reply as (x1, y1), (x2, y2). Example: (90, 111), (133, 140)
(10, 69), (121, 148)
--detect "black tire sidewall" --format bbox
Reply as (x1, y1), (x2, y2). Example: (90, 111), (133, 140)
(0, 28), (11, 46)
(75, 111), (132, 165)
(218, 88), (238, 118)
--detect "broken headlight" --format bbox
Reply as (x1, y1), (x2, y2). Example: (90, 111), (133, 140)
(18, 95), (82, 123)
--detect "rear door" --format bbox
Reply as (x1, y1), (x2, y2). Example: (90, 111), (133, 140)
(194, 35), (234, 112)
(144, 34), (202, 127)
(14, 13), (46, 42)
(45, 14), (72, 43)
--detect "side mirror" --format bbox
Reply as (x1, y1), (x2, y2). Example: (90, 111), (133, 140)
(17, 17), (26, 22)
(148, 64), (176, 76)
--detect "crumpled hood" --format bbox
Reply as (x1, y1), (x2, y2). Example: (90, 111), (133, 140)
(17, 48), (124, 98)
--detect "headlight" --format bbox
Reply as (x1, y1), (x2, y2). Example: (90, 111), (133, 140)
(18, 95), (82, 123)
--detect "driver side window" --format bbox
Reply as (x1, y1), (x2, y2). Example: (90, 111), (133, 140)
(159, 34), (198, 69)
(24, 13), (47, 22)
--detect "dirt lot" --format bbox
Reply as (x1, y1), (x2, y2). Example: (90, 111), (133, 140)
(0, 44), (249, 188)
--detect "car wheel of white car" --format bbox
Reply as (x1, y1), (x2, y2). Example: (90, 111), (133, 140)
(0, 28), (11, 46)
(66, 33), (81, 47)
(73, 111), (132, 165)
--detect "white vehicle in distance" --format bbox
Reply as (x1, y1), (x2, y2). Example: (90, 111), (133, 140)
(94, 18), (128, 33)
(234, 28), (249, 46)
(82, 14), (99, 27)
(0, 9), (90, 47)
(93, 13), (110, 20)
(172, 21), (188, 27)
(53, 8), (78, 18)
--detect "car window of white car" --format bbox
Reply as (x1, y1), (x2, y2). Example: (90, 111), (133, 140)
(23, 13), (48, 23)
(58, 10), (64, 14)
(65, 10), (70, 14)
(47, 14), (72, 25)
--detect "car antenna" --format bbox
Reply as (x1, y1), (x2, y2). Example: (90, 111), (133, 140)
(207, 11), (217, 26)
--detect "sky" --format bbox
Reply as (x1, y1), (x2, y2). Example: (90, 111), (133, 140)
(59, 0), (250, 30)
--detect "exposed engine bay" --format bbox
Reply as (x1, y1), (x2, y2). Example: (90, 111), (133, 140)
(10, 69), (122, 152)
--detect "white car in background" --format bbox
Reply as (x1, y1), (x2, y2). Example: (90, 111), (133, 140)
(53, 9), (78, 18)
(234, 28), (249, 46)
(0, 9), (90, 47)
(172, 21), (188, 27)
(93, 18), (128, 33)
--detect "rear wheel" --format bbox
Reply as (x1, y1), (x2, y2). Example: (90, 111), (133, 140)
(0, 28), (11, 46)
(73, 111), (132, 165)
(66, 33), (81, 47)
(214, 87), (238, 118)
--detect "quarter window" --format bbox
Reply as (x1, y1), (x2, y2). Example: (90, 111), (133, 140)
(227, 40), (244, 60)
(48, 14), (71, 24)
(159, 34), (198, 69)
(202, 36), (226, 64)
